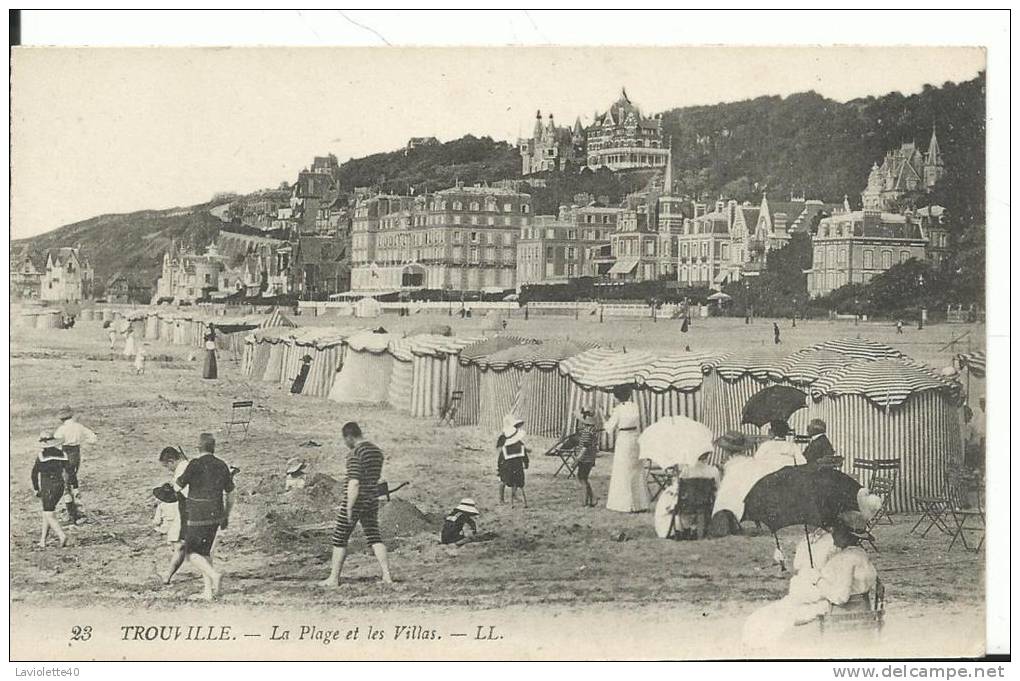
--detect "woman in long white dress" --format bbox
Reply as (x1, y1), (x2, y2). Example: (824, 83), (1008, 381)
(604, 386), (650, 513)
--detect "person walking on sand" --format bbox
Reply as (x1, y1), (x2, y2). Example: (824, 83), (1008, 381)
(604, 386), (650, 513)
(135, 344), (147, 375)
(496, 414), (529, 508)
(320, 422), (393, 587)
(773, 322), (782, 345)
(54, 406), (97, 522)
(32, 432), (70, 548)
(575, 408), (600, 507)
(108, 328), (117, 351)
(202, 324), (218, 380)
(157, 446), (189, 584)
(896, 319), (904, 334)
(175, 433), (235, 600)
(123, 326), (137, 359)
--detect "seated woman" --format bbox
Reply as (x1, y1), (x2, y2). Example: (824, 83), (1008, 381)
(654, 451), (720, 540)
(708, 431), (762, 534)
(742, 512), (878, 649)
(754, 420), (806, 469)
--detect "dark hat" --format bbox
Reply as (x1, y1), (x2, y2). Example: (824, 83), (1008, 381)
(769, 420), (791, 438)
(301, 354), (313, 363)
(712, 430), (758, 453)
(152, 483), (177, 504)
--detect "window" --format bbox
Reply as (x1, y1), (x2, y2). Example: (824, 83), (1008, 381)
(470, 216), (479, 225)
(453, 201), (462, 210)
(900, 250), (910, 264)
(453, 246), (463, 261)
(486, 247), (495, 261)
(503, 203), (512, 212)
(504, 217), (513, 226)
(521, 204), (530, 214)
(701, 243), (708, 258)
(453, 215), (462, 225)
(602, 216), (610, 224)
(453, 231), (462, 244)
(503, 232), (512, 246)
(586, 215), (594, 224)
(838, 248), (847, 265)
(470, 202), (479, 211)
(568, 230), (577, 240)
(470, 246), (479, 262)
(204, 274), (211, 284)
(470, 231), (478, 243)
(881, 250), (892, 269)
(681, 243), (689, 258)
(645, 240), (655, 256)
(545, 229), (555, 239)
(546, 247), (554, 259)
(487, 217), (495, 226)
(863, 249), (874, 268)
(567, 247), (576, 260)
(721, 243), (729, 260)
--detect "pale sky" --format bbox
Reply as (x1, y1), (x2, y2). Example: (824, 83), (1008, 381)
(11, 46), (984, 239)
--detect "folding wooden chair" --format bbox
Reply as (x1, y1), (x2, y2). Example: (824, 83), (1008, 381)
(818, 577), (885, 638)
(949, 477), (984, 552)
(853, 457), (901, 527)
(224, 399), (254, 441)
(544, 433), (581, 478)
(645, 460), (672, 502)
(910, 468), (966, 538)
(437, 390), (463, 426)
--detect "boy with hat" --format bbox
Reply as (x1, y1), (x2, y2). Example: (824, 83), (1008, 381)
(152, 482), (186, 584)
(441, 498), (480, 546)
(496, 414), (529, 508)
(575, 409), (600, 507)
(53, 406), (97, 523)
(32, 432), (69, 548)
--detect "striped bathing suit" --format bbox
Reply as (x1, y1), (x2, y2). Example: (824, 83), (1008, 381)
(331, 441), (385, 548)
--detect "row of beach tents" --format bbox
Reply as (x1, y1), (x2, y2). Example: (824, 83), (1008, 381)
(236, 328), (966, 512)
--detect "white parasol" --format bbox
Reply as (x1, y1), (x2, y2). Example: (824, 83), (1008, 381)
(638, 415), (715, 470)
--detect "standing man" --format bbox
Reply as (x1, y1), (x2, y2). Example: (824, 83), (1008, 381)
(54, 406), (97, 522)
(896, 319), (904, 334)
(803, 419), (836, 466)
(175, 433), (235, 600)
(773, 322), (782, 345)
(320, 422), (393, 587)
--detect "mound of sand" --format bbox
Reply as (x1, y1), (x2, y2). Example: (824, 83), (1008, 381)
(379, 498), (441, 536)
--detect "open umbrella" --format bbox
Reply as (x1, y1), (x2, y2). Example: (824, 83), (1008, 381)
(707, 291), (732, 301)
(638, 415), (715, 470)
(743, 465), (861, 567)
(741, 385), (809, 427)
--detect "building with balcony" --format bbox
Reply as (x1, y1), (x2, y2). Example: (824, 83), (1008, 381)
(516, 205), (617, 285)
(350, 184), (531, 293)
(585, 89), (669, 172)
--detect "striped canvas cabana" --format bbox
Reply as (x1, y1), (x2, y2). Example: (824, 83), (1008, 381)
(810, 358), (963, 512)
(408, 334), (485, 418)
(387, 337), (415, 412)
(701, 352), (790, 444)
(253, 327), (297, 383)
(955, 350), (986, 405)
(559, 348), (656, 449)
(511, 340), (592, 437)
(804, 337), (905, 361)
(453, 336), (537, 427)
(294, 328), (359, 398)
(328, 331), (396, 403)
(476, 344), (544, 433)
(633, 352), (718, 435)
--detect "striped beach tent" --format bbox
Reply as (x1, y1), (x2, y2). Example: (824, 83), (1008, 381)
(956, 351), (986, 378)
(805, 337), (905, 361)
(453, 336), (537, 426)
(256, 327), (297, 383)
(296, 328), (358, 398)
(476, 344), (544, 433)
(777, 349), (852, 387)
(144, 313), (160, 339)
(512, 340), (593, 437)
(387, 336), (416, 412)
(559, 348), (656, 448)
(633, 352), (719, 432)
(408, 334), (485, 418)
(810, 358), (963, 512)
(328, 331), (395, 403)
(701, 352), (791, 442)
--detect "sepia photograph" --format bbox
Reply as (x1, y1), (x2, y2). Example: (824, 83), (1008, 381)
(7, 11), (1007, 666)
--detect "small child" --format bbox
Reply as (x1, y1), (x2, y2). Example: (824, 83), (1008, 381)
(441, 498), (479, 546)
(575, 409), (600, 507)
(496, 414), (529, 508)
(134, 344), (147, 375)
(32, 432), (69, 548)
(152, 482), (186, 585)
(285, 459), (306, 490)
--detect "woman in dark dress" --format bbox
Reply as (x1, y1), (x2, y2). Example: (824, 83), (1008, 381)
(496, 414), (529, 508)
(291, 354), (313, 394)
(31, 432), (69, 548)
(202, 324), (218, 380)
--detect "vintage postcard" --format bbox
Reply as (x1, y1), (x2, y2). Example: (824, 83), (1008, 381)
(9, 39), (993, 661)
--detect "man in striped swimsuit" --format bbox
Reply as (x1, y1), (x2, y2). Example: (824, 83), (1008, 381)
(320, 422), (393, 587)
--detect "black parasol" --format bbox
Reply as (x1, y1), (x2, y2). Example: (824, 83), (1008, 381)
(743, 465), (861, 567)
(741, 385), (809, 428)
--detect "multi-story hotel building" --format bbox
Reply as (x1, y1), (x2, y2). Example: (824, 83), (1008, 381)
(585, 89), (669, 172)
(516, 205), (618, 285)
(350, 184), (531, 293)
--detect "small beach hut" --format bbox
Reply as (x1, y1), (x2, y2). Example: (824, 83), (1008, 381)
(408, 334), (485, 418)
(328, 330), (394, 403)
(453, 336), (536, 426)
(511, 340), (593, 437)
(387, 336), (416, 412)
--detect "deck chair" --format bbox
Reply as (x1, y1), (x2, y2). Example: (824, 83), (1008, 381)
(949, 477), (985, 552)
(437, 390), (463, 426)
(818, 577), (885, 638)
(910, 468), (967, 538)
(645, 460), (672, 502)
(224, 399), (254, 440)
(545, 433), (581, 478)
(853, 457), (901, 527)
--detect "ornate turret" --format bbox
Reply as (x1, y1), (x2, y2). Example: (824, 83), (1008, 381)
(924, 124), (945, 187)
(533, 110), (543, 138)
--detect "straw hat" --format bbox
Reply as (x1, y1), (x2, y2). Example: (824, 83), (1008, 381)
(455, 498), (480, 516)
(286, 458), (306, 475)
(835, 510), (874, 542)
(712, 430), (758, 453)
(501, 413), (524, 437)
(57, 406), (73, 420)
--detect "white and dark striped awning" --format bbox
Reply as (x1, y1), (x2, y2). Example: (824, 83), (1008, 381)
(408, 334), (485, 358)
(702, 352), (789, 382)
(347, 330), (395, 354)
(635, 353), (719, 392)
(558, 347), (656, 390)
(956, 351), (986, 378)
(806, 337), (905, 361)
(778, 349), (850, 386)
(810, 358), (960, 408)
(458, 336), (537, 366)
